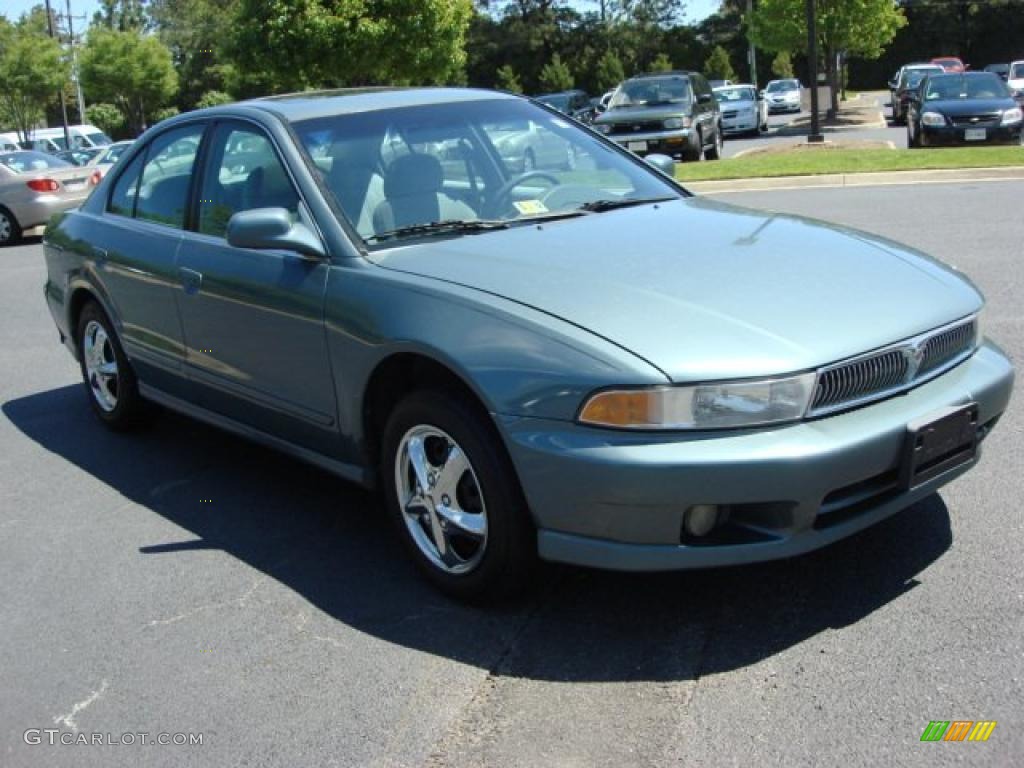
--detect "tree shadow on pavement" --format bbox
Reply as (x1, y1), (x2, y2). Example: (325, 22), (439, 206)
(3, 384), (953, 683)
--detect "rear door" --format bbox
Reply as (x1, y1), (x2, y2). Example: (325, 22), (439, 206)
(173, 120), (337, 453)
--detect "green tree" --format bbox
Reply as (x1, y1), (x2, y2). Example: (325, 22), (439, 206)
(92, 0), (148, 31)
(229, 0), (473, 96)
(152, 106), (180, 123)
(750, 0), (906, 114)
(771, 50), (794, 78)
(703, 45), (736, 81)
(149, 0), (239, 111)
(649, 52), (672, 72)
(539, 52), (574, 91)
(196, 90), (234, 109)
(595, 49), (625, 91)
(0, 16), (70, 143)
(495, 64), (523, 93)
(80, 28), (178, 135)
(84, 102), (124, 136)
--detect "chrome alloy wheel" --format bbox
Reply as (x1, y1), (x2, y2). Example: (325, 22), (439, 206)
(395, 425), (488, 574)
(83, 320), (119, 412)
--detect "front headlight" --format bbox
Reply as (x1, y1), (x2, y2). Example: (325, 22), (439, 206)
(663, 116), (691, 130)
(921, 111), (946, 126)
(577, 372), (817, 430)
(1000, 107), (1023, 125)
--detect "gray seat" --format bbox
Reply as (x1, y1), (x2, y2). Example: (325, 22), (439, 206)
(325, 137), (385, 236)
(372, 153), (476, 235)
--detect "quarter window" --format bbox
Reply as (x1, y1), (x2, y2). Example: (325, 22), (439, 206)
(108, 152), (145, 218)
(198, 124), (299, 238)
(134, 124), (204, 229)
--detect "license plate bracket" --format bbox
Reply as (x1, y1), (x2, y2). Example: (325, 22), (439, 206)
(627, 140), (648, 153)
(899, 403), (979, 490)
(964, 128), (986, 141)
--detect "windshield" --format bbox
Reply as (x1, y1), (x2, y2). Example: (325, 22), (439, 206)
(608, 76), (691, 109)
(0, 150), (73, 173)
(102, 143), (130, 163)
(766, 80), (798, 93)
(537, 94), (569, 111)
(715, 87), (756, 102)
(925, 74), (1010, 100)
(292, 98), (680, 245)
(901, 67), (943, 88)
(1012, 63), (1024, 79)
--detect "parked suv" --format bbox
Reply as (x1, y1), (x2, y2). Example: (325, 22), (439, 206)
(592, 71), (723, 161)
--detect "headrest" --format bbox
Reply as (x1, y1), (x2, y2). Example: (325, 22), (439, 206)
(383, 153), (443, 199)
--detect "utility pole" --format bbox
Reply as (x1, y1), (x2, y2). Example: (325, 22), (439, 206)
(746, 0), (757, 90)
(66, 0), (87, 123)
(805, 0), (823, 143)
(44, 0), (72, 148)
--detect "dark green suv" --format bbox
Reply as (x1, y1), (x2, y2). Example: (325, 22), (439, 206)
(592, 71), (723, 161)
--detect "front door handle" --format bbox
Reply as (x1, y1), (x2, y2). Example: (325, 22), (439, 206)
(180, 267), (203, 296)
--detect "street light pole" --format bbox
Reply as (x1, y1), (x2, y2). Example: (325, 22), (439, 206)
(747, 0), (757, 90)
(44, 0), (72, 148)
(806, 0), (824, 143)
(67, 0), (86, 123)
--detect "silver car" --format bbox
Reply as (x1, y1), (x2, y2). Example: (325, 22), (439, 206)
(764, 78), (802, 113)
(0, 151), (95, 244)
(714, 84), (768, 135)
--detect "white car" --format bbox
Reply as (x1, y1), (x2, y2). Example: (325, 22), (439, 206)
(714, 84), (768, 136)
(1008, 60), (1024, 93)
(764, 79), (802, 114)
(90, 140), (134, 179)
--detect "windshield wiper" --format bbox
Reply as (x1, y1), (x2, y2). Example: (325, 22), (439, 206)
(576, 196), (676, 213)
(365, 219), (509, 243)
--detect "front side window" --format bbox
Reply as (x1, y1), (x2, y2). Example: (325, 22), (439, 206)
(135, 124), (205, 229)
(291, 98), (680, 246)
(197, 124), (300, 238)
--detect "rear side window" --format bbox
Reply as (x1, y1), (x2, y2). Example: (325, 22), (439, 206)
(108, 152), (145, 217)
(197, 123), (299, 238)
(134, 124), (205, 229)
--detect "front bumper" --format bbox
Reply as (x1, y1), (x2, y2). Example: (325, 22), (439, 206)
(920, 122), (1022, 146)
(721, 114), (760, 134)
(605, 128), (695, 156)
(767, 99), (800, 113)
(500, 341), (1013, 571)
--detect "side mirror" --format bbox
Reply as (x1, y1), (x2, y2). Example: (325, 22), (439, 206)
(698, 92), (713, 103)
(644, 153), (676, 176)
(226, 208), (326, 259)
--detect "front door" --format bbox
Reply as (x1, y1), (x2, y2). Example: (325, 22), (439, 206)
(173, 120), (337, 454)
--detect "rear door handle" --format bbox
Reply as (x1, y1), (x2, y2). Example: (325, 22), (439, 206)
(180, 267), (203, 296)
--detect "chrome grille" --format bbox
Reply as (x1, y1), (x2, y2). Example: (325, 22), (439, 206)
(608, 120), (666, 135)
(808, 317), (977, 417)
(919, 320), (976, 375)
(950, 113), (1000, 127)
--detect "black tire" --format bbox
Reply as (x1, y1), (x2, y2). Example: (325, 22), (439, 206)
(704, 125), (724, 160)
(0, 206), (22, 246)
(380, 389), (536, 600)
(685, 130), (704, 162)
(908, 125), (919, 149)
(76, 301), (149, 430)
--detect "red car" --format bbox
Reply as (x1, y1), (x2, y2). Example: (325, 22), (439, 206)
(932, 57), (966, 73)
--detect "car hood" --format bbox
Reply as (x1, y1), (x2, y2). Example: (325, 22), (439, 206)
(596, 105), (690, 123)
(373, 198), (982, 382)
(766, 90), (799, 98)
(925, 98), (1017, 114)
(720, 99), (757, 110)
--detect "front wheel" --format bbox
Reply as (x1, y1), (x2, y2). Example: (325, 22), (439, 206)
(381, 390), (535, 599)
(0, 207), (21, 246)
(76, 301), (149, 429)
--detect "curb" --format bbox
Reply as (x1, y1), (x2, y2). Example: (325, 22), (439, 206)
(684, 165), (1024, 194)
(774, 111), (888, 135)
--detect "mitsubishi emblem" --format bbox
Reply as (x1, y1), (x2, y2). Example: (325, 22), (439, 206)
(904, 342), (926, 381)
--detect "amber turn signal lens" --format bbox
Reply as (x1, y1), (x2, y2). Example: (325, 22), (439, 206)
(578, 390), (659, 428)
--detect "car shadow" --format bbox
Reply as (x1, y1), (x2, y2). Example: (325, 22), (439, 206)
(3, 385), (954, 682)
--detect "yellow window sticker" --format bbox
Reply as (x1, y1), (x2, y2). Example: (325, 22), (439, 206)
(513, 199), (549, 215)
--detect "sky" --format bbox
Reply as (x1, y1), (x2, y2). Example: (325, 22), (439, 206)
(3, 0), (722, 26)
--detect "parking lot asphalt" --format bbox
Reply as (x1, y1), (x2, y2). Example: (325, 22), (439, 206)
(2, 180), (1021, 768)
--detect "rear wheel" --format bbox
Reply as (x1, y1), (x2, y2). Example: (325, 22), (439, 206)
(704, 125), (724, 160)
(0, 207), (21, 246)
(76, 301), (148, 429)
(381, 390), (535, 599)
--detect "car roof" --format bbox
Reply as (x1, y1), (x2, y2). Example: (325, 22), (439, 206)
(236, 87), (519, 123)
(626, 70), (699, 81)
(714, 83), (755, 90)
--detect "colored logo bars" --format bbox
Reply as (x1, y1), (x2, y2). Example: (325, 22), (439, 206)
(921, 721), (997, 742)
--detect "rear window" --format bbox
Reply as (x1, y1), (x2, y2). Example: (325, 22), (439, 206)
(0, 151), (72, 173)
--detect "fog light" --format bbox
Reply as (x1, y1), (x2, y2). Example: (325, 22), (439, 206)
(684, 504), (720, 537)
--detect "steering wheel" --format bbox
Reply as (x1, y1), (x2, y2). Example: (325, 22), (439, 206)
(487, 170), (560, 218)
